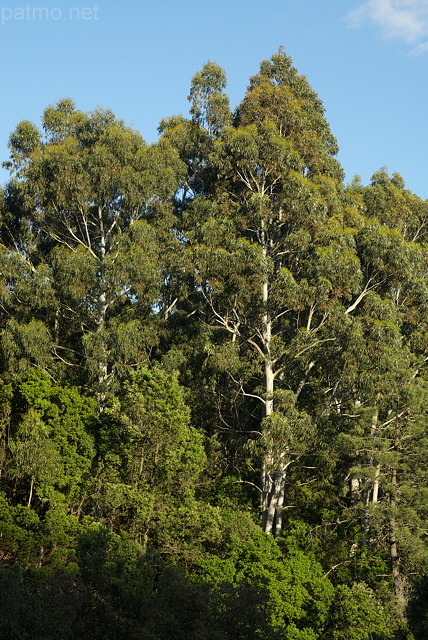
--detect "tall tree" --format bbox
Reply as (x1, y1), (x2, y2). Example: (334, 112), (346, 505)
(170, 49), (357, 536)
(2, 100), (184, 402)
(328, 171), (428, 621)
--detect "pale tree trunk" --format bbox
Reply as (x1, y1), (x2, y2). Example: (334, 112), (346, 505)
(350, 397), (362, 499)
(260, 267), (288, 536)
(369, 410), (379, 502)
(264, 464), (284, 535)
(261, 270), (273, 530)
(274, 479), (285, 539)
(263, 459), (291, 537)
(390, 466), (408, 623)
(261, 285), (275, 531)
(28, 476), (34, 507)
(96, 288), (109, 385)
(95, 207), (109, 408)
(372, 463), (381, 503)
(362, 410), (379, 545)
(95, 285), (109, 410)
(96, 207), (108, 335)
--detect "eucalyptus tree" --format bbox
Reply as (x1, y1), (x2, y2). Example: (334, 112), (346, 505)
(158, 61), (232, 210)
(326, 173), (428, 620)
(175, 50), (364, 537)
(182, 56), (428, 555)
(2, 99), (184, 401)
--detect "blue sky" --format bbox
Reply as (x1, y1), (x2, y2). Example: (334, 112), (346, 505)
(1, 0), (427, 198)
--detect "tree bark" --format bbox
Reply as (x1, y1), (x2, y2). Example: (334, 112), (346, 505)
(390, 466), (407, 622)
(28, 476), (34, 508)
(372, 463), (380, 503)
(95, 206), (109, 406)
(274, 475), (285, 539)
(260, 265), (279, 533)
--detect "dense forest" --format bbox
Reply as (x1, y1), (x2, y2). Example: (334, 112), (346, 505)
(1, 49), (427, 639)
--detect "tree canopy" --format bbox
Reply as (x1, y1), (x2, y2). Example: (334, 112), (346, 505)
(1, 49), (427, 639)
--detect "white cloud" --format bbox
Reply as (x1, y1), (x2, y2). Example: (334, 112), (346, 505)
(410, 39), (428, 52)
(347, 0), (428, 53)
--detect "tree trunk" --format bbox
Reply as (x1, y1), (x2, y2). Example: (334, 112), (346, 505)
(264, 461), (290, 537)
(362, 410), (379, 545)
(351, 476), (360, 499)
(390, 466), (407, 622)
(372, 463), (380, 503)
(28, 476), (34, 507)
(261, 270), (277, 533)
(95, 207), (109, 407)
(274, 476), (285, 539)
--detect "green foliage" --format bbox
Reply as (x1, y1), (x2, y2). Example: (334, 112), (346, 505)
(0, 496), (41, 563)
(188, 512), (333, 635)
(3, 369), (96, 513)
(1, 51), (428, 639)
(237, 47), (342, 179)
(189, 60), (232, 137)
(2, 318), (53, 374)
(118, 367), (206, 489)
(88, 367), (211, 559)
(324, 583), (394, 639)
(2, 99), (185, 402)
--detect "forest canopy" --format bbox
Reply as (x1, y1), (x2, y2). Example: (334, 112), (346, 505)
(1, 49), (428, 639)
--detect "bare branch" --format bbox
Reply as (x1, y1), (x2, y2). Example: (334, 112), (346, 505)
(345, 277), (384, 315)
